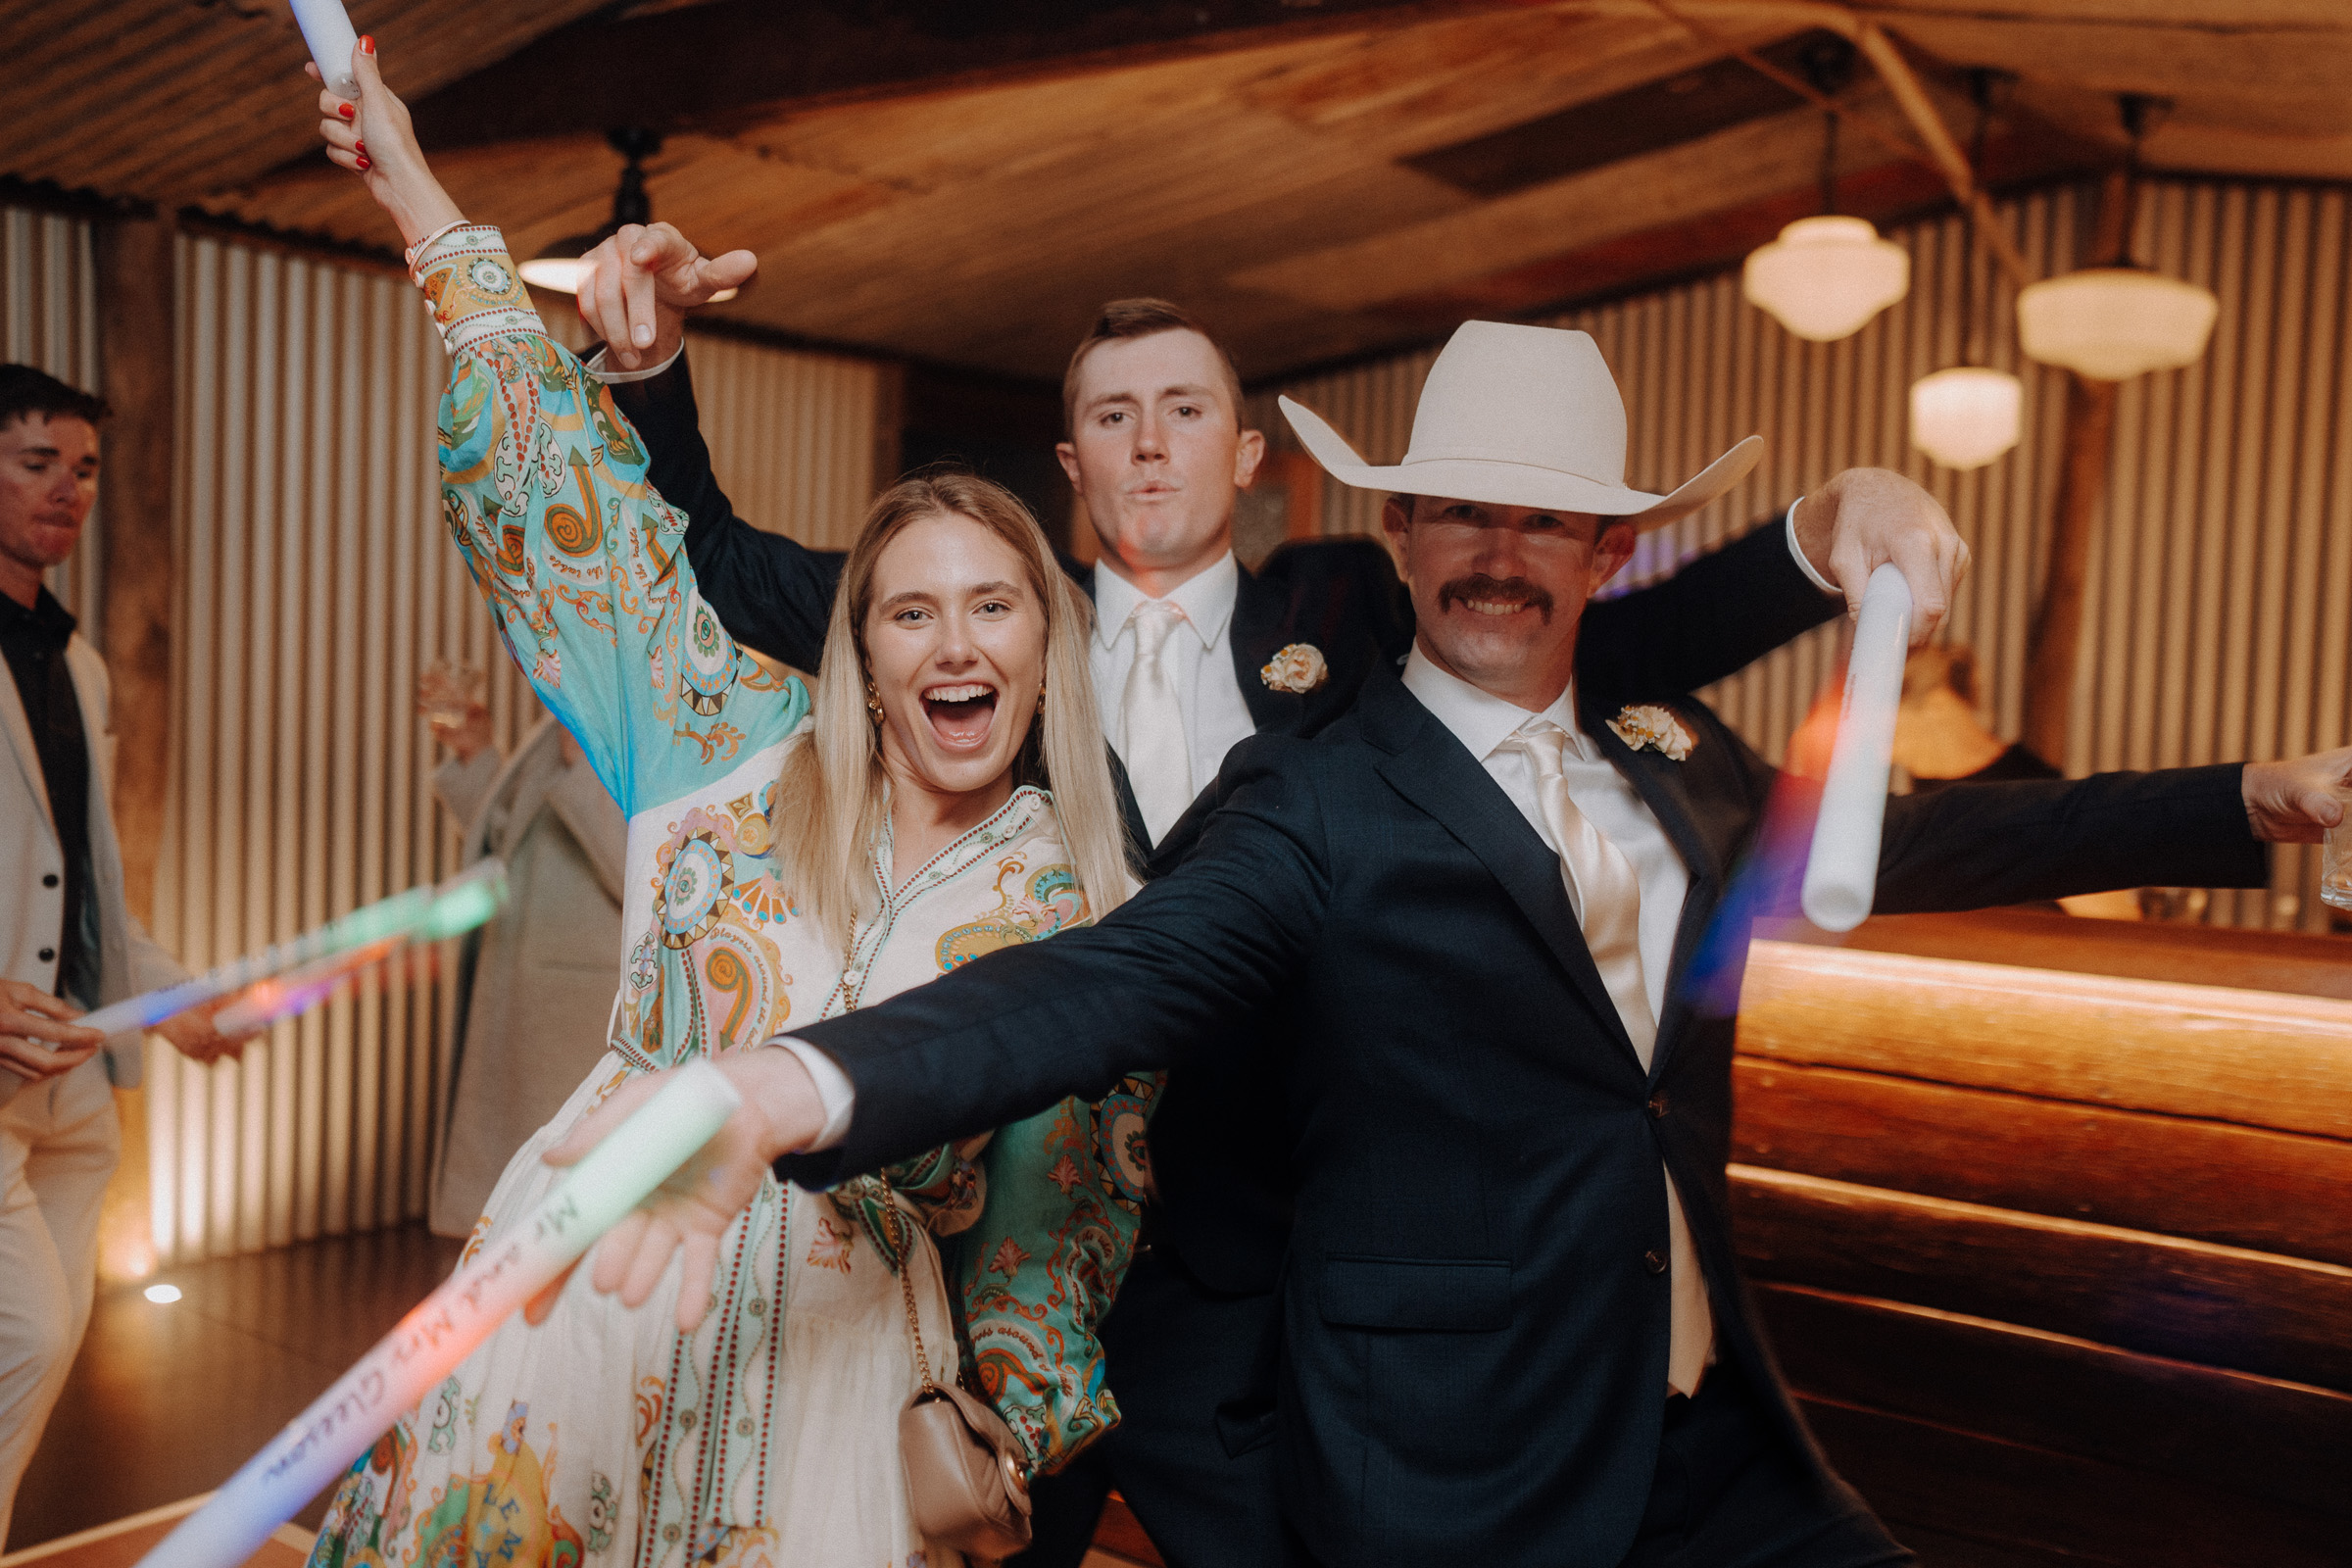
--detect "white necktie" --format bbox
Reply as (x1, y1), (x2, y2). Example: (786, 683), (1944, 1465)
(1507, 719), (1714, 1396)
(1120, 599), (1194, 845)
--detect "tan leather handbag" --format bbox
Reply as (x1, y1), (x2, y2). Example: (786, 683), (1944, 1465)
(886, 1202), (1035, 1558)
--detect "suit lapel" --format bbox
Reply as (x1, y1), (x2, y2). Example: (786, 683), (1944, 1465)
(0, 647), (55, 839)
(1580, 692), (1727, 1073)
(1230, 564), (1305, 735)
(1366, 678), (1640, 1068)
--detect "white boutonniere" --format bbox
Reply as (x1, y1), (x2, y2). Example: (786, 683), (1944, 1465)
(1608, 705), (1694, 761)
(1260, 642), (1329, 694)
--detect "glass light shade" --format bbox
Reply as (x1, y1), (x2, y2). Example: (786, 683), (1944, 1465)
(1742, 216), (1911, 342)
(1910, 367), (2023, 469)
(2015, 267), (2219, 380)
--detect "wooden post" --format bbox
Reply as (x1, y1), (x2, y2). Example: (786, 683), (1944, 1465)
(2019, 171), (2130, 771)
(90, 215), (175, 925)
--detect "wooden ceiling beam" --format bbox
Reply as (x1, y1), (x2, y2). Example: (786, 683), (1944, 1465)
(407, 0), (1557, 151)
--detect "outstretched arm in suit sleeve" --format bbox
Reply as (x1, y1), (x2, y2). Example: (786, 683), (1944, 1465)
(780, 738), (1332, 1185)
(603, 348), (844, 672)
(1576, 508), (1838, 701)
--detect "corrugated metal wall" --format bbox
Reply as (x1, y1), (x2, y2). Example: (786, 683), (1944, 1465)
(2, 205), (103, 625)
(1250, 175), (2352, 933)
(9, 212), (889, 1260)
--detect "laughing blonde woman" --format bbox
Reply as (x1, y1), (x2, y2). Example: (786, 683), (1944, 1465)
(302, 41), (1154, 1568)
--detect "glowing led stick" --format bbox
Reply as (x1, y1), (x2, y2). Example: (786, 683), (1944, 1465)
(76, 860), (508, 1040)
(1800, 564), (1913, 932)
(136, 1060), (744, 1568)
(289, 0), (362, 99)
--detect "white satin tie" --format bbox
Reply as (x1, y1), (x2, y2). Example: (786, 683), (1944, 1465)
(1506, 719), (1715, 1396)
(1120, 599), (1195, 845)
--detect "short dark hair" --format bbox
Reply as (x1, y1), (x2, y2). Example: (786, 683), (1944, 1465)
(1061, 298), (1244, 435)
(0, 366), (110, 432)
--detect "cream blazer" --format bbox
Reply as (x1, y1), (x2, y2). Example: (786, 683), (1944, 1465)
(1, 629), (184, 1091)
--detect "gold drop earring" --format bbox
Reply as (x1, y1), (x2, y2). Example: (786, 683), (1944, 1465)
(1036, 683), (1047, 715)
(865, 678), (884, 725)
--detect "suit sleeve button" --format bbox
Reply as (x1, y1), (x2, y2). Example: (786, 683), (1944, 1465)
(1643, 1249), (1669, 1274)
(42, 873), (60, 888)
(1647, 1093), (1669, 1119)
(37, 948), (56, 962)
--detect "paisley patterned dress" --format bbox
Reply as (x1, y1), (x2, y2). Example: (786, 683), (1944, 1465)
(306, 226), (1155, 1568)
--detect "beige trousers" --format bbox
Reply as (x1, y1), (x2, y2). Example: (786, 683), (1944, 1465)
(0, 1055), (118, 1549)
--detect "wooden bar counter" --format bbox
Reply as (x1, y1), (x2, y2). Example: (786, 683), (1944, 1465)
(1732, 911), (2352, 1567)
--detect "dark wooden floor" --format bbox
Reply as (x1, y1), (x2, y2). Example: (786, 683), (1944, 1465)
(7, 1224), (465, 1555)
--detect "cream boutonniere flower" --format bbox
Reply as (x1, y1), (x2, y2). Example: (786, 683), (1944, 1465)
(1260, 642), (1329, 694)
(1608, 705), (1694, 761)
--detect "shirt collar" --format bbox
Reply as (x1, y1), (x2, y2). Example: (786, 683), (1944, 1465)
(1093, 551), (1239, 653)
(0, 587), (75, 650)
(1400, 644), (1592, 762)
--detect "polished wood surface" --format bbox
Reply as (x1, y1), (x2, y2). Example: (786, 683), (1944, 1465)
(7, 1226), (463, 1553)
(1734, 917), (2352, 1564)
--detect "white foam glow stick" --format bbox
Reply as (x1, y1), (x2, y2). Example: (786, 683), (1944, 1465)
(135, 1060), (744, 1568)
(75, 861), (507, 1040)
(289, 0), (362, 99)
(1801, 564), (1914, 932)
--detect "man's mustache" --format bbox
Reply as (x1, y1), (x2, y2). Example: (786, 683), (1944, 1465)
(1438, 574), (1555, 623)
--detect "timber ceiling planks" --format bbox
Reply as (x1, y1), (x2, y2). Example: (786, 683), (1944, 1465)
(6, 1), (2351, 379)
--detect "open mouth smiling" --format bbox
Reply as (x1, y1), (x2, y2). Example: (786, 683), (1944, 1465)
(921, 681), (1000, 748)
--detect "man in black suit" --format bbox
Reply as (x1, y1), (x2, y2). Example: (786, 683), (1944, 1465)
(575, 225), (1977, 1568)
(555, 314), (2350, 1566)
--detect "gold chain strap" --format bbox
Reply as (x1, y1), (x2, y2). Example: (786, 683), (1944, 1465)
(883, 1198), (939, 1395)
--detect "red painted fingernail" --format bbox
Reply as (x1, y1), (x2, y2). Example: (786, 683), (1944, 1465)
(355, 140), (368, 156)
(337, 103), (354, 121)
(359, 34), (374, 54)
(356, 155), (371, 171)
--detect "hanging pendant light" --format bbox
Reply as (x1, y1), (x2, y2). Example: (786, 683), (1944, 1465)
(2017, 99), (2213, 381)
(1910, 71), (2021, 471)
(1742, 40), (1909, 343)
(519, 129), (739, 303)
(1910, 367), (2022, 469)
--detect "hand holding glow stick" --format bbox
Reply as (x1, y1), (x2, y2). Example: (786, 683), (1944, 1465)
(289, 0), (362, 99)
(134, 1061), (744, 1568)
(1801, 564), (1913, 932)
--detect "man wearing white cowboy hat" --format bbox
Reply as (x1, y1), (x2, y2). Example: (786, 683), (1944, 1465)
(550, 316), (2351, 1566)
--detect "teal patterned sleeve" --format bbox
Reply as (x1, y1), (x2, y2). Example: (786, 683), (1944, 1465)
(411, 225), (808, 815)
(953, 1074), (1162, 1473)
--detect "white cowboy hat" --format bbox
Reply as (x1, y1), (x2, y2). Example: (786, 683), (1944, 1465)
(1279, 320), (1763, 532)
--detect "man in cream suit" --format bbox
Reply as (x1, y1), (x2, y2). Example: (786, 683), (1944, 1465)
(0, 367), (247, 1546)
(420, 689), (626, 1237)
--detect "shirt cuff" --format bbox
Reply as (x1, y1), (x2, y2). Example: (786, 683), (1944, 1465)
(585, 341), (686, 384)
(770, 1036), (856, 1151)
(1784, 498), (1839, 596)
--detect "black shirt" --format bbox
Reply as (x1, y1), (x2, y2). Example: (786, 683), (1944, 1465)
(0, 588), (100, 1008)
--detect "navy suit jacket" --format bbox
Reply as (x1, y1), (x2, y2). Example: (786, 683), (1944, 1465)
(613, 348), (1853, 1294)
(773, 669), (2266, 1565)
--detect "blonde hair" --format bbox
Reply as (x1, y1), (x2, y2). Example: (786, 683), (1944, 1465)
(774, 471), (1137, 946)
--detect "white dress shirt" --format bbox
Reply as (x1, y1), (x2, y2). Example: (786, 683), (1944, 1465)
(1399, 648), (1686, 1023)
(1091, 552), (1258, 816)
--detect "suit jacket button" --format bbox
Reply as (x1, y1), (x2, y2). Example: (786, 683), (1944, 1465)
(1643, 1249), (1668, 1274)
(42, 873), (60, 888)
(1647, 1092), (1669, 1119)
(38, 948), (56, 962)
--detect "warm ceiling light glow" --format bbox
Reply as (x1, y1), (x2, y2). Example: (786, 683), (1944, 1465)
(1910, 367), (2023, 470)
(2015, 267), (2220, 381)
(518, 256), (593, 295)
(1742, 216), (1911, 342)
(144, 1283), (182, 1303)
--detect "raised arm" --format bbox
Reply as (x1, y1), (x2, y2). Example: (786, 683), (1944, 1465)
(1580, 467), (1969, 700)
(602, 347), (844, 672)
(581, 222), (844, 672)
